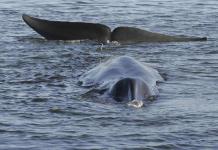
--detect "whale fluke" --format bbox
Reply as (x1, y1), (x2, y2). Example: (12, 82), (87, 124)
(22, 14), (111, 43)
(22, 14), (207, 44)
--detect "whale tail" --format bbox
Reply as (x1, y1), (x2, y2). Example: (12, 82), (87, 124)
(22, 14), (207, 44)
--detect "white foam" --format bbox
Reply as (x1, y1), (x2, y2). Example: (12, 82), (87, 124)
(127, 99), (144, 108)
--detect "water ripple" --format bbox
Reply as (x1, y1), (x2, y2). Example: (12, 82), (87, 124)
(0, 0), (218, 149)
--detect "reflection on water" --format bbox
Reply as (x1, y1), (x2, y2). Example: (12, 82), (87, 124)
(0, 0), (218, 149)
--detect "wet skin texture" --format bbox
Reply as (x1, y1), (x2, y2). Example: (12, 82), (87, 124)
(80, 56), (163, 102)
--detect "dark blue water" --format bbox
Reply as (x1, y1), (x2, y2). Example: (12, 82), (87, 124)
(0, 0), (218, 149)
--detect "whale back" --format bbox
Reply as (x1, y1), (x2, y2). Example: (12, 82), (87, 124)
(80, 56), (163, 96)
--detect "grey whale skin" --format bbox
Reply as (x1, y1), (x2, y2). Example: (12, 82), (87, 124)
(79, 56), (163, 104)
(22, 14), (207, 44)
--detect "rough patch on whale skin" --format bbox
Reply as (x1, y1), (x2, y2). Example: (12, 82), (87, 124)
(79, 56), (163, 96)
(22, 14), (111, 43)
(111, 26), (207, 44)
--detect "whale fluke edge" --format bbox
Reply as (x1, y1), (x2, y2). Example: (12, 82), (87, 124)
(22, 14), (207, 44)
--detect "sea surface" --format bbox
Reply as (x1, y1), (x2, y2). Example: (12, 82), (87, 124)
(0, 0), (218, 149)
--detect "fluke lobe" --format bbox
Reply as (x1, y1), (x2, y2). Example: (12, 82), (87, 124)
(22, 14), (111, 43)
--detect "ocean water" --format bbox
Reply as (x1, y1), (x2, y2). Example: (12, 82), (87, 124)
(0, 0), (218, 149)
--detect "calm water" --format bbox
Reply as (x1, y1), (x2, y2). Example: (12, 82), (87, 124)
(0, 0), (218, 149)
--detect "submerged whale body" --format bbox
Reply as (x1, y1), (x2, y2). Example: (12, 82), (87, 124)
(22, 14), (207, 44)
(79, 56), (163, 107)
